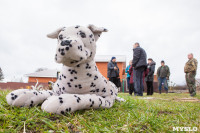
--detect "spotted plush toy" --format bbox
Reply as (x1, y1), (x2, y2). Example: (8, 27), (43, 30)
(6, 24), (125, 114)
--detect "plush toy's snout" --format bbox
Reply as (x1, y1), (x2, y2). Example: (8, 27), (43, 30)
(61, 40), (72, 47)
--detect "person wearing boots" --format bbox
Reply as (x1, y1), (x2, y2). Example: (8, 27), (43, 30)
(184, 53), (198, 96)
(157, 60), (170, 94)
(145, 58), (156, 95)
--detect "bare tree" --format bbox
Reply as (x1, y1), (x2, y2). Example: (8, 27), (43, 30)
(35, 67), (48, 72)
(0, 67), (4, 81)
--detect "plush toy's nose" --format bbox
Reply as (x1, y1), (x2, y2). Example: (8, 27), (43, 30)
(61, 40), (72, 46)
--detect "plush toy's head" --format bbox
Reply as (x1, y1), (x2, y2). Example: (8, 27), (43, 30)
(47, 25), (108, 67)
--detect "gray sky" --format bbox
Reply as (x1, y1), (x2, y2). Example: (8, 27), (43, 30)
(0, 0), (200, 85)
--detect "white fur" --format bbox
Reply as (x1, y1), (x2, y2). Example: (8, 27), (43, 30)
(6, 25), (124, 114)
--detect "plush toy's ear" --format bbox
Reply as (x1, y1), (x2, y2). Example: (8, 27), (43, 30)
(87, 24), (108, 41)
(47, 27), (65, 39)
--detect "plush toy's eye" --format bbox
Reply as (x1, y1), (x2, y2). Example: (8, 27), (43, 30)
(59, 35), (63, 40)
(79, 31), (86, 38)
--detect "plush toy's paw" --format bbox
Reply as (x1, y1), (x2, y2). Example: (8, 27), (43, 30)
(41, 94), (82, 114)
(115, 96), (125, 102)
(41, 94), (112, 115)
(41, 94), (73, 114)
(6, 89), (54, 107)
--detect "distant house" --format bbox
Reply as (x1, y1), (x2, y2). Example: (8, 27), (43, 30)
(25, 69), (59, 83)
(25, 55), (127, 84)
(0, 69), (58, 90)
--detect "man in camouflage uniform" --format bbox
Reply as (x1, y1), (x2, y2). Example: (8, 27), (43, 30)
(184, 53), (198, 96)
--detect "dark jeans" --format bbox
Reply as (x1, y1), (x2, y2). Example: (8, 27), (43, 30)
(109, 77), (118, 87)
(158, 77), (168, 91)
(146, 81), (153, 95)
(133, 67), (145, 96)
(127, 77), (130, 89)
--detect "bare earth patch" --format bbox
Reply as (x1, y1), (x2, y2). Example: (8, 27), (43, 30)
(140, 97), (200, 102)
(175, 98), (200, 102)
(158, 111), (174, 115)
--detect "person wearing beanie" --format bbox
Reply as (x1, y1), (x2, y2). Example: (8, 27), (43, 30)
(157, 60), (170, 94)
(107, 57), (120, 87)
(111, 57), (116, 61)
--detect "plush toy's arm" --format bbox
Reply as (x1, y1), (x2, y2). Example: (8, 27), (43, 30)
(6, 89), (55, 107)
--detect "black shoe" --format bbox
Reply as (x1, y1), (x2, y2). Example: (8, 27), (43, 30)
(166, 90), (168, 94)
(159, 90), (161, 94)
(190, 92), (196, 97)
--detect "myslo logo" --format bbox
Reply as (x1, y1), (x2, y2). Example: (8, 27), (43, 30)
(173, 127), (198, 131)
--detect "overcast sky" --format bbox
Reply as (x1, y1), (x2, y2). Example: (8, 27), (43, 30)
(0, 0), (200, 85)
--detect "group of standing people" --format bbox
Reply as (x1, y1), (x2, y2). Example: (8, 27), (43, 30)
(108, 42), (198, 97)
(126, 43), (161, 96)
(125, 57), (157, 96)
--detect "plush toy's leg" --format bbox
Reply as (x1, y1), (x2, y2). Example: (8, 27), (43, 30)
(41, 94), (115, 114)
(6, 89), (55, 107)
(115, 96), (125, 102)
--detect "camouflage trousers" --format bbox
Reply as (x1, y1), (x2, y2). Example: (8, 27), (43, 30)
(185, 72), (196, 95)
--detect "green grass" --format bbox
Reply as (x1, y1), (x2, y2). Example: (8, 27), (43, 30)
(0, 90), (200, 132)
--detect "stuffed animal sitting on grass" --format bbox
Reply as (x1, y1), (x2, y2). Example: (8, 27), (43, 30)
(6, 24), (124, 114)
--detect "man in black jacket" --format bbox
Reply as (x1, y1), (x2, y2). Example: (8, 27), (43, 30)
(107, 57), (120, 87)
(157, 60), (170, 94)
(145, 58), (156, 95)
(132, 42), (147, 96)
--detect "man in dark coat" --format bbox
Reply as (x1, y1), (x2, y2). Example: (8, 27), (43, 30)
(107, 57), (120, 87)
(145, 58), (156, 95)
(132, 42), (147, 96)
